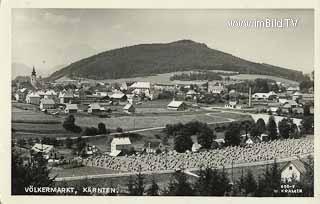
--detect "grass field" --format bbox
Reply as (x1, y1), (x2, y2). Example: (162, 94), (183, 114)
(53, 160), (292, 193)
(75, 113), (230, 131)
(229, 74), (298, 84)
(51, 166), (122, 178)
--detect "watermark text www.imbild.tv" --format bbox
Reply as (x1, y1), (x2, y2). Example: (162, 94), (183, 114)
(227, 18), (299, 28)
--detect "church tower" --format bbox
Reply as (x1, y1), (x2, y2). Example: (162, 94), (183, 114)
(31, 66), (37, 88)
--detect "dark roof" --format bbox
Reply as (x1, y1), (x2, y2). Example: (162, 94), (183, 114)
(281, 160), (307, 174)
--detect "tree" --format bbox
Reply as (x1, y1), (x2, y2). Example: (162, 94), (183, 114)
(97, 122), (107, 134)
(301, 116), (314, 134)
(256, 118), (266, 134)
(27, 138), (34, 146)
(300, 156), (314, 196)
(243, 169), (257, 196)
(62, 115), (82, 133)
(127, 175), (136, 195)
(146, 175), (160, 196)
(267, 116), (278, 140)
(174, 134), (193, 153)
(195, 167), (213, 196)
(134, 166), (145, 196)
(166, 170), (194, 196)
(12, 150), (55, 195)
(197, 128), (214, 149)
(65, 137), (73, 148)
(82, 127), (99, 136)
(278, 118), (295, 139)
(224, 122), (241, 146)
(17, 138), (26, 147)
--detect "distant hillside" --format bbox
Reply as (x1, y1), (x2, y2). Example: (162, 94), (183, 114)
(48, 40), (305, 81)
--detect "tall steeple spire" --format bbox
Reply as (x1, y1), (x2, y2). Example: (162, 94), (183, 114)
(32, 66), (36, 76)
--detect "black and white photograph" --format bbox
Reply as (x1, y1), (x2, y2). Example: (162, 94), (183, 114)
(7, 7), (316, 198)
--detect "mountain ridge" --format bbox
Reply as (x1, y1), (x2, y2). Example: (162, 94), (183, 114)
(48, 40), (305, 81)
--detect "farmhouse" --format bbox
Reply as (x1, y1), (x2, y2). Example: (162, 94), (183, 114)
(25, 92), (41, 105)
(130, 82), (151, 91)
(110, 137), (132, 156)
(88, 103), (103, 113)
(144, 141), (162, 154)
(123, 103), (135, 113)
(252, 91), (277, 101)
(59, 91), (74, 104)
(281, 160), (306, 182)
(208, 82), (226, 94)
(44, 90), (58, 100)
(31, 143), (56, 160)
(192, 142), (202, 152)
(14, 88), (28, 102)
(167, 100), (187, 111)
(110, 92), (127, 104)
(287, 86), (300, 94)
(65, 104), (78, 113)
(186, 90), (200, 100)
(40, 98), (55, 110)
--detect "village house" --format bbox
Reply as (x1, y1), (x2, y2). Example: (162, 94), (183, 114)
(123, 103), (135, 113)
(144, 141), (162, 154)
(40, 98), (55, 110)
(25, 92), (41, 105)
(110, 137), (132, 157)
(83, 145), (99, 156)
(88, 103), (104, 113)
(14, 88), (28, 102)
(192, 142), (202, 152)
(185, 90), (200, 100)
(208, 82), (226, 94)
(65, 104), (78, 113)
(44, 90), (58, 100)
(281, 160), (306, 182)
(292, 91), (303, 101)
(31, 143), (57, 160)
(110, 92), (127, 105)
(167, 100), (187, 111)
(37, 90), (46, 99)
(252, 91), (277, 101)
(59, 91), (74, 104)
(287, 86), (300, 94)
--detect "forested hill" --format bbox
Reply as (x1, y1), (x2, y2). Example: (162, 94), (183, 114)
(48, 40), (304, 81)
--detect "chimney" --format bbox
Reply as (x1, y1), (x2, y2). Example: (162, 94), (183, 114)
(248, 86), (252, 107)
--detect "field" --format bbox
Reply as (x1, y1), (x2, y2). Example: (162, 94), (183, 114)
(93, 71), (298, 86)
(53, 160), (293, 193)
(51, 166), (122, 178)
(229, 74), (298, 84)
(12, 103), (79, 138)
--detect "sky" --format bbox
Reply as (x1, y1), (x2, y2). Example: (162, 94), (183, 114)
(12, 9), (314, 75)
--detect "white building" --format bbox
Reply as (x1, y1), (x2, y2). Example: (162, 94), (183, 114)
(167, 100), (187, 111)
(40, 98), (55, 110)
(65, 104), (78, 113)
(252, 91), (277, 101)
(281, 160), (306, 182)
(110, 137), (132, 156)
(26, 92), (41, 105)
(31, 143), (56, 160)
(208, 82), (226, 94)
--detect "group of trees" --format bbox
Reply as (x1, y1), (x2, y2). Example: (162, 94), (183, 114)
(62, 115), (82, 133)
(170, 71), (223, 81)
(62, 114), (110, 136)
(164, 121), (216, 153)
(226, 78), (282, 94)
(124, 156), (314, 196)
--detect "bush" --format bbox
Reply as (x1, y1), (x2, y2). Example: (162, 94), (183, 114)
(82, 127), (99, 136)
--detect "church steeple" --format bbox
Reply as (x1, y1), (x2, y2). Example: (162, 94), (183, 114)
(31, 66), (36, 76)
